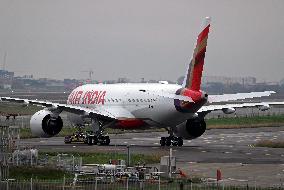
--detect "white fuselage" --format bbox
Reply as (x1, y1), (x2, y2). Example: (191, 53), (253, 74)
(67, 83), (198, 128)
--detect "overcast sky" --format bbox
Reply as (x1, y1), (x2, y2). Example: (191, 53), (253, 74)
(0, 0), (283, 82)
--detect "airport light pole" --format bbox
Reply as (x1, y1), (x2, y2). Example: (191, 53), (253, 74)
(169, 148), (172, 178)
(127, 145), (131, 167)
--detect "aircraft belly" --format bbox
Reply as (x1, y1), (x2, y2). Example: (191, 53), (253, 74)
(131, 102), (194, 127)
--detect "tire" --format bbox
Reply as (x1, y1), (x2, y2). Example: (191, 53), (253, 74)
(64, 136), (72, 144)
(177, 137), (183, 146)
(160, 137), (166, 146)
(87, 137), (93, 146)
(98, 136), (105, 146)
(93, 136), (98, 145)
(105, 136), (110, 145)
(165, 137), (171, 146)
(172, 137), (178, 146)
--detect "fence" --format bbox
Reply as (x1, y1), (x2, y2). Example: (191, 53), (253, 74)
(6, 152), (82, 172)
(0, 179), (283, 190)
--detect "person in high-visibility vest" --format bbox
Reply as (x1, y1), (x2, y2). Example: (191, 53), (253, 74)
(177, 168), (187, 178)
(217, 169), (222, 181)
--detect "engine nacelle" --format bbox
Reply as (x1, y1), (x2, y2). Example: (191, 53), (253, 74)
(222, 107), (236, 114)
(174, 118), (206, 140)
(30, 109), (63, 137)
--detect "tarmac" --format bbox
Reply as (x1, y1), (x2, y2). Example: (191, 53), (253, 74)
(19, 126), (284, 187)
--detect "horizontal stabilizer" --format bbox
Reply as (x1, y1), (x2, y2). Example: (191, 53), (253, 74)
(208, 91), (275, 103)
(199, 101), (284, 113)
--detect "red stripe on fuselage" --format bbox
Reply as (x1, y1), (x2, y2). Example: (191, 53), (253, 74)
(117, 120), (145, 129)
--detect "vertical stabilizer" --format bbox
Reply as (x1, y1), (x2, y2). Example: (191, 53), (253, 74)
(182, 17), (211, 91)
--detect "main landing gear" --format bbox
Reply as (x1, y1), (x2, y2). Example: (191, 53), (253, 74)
(160, 128), (183, 147)
(86, 133), (110, 146)
(87, 119), (114, 146)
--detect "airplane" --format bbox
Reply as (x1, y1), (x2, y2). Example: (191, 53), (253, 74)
(1, 17), (284, 147)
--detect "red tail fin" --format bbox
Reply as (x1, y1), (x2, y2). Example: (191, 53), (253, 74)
(182, 17), (211, 91)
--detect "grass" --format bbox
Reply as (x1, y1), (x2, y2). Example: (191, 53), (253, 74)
(39, 151), (163, 165)
(206, 115), (284, 129)
(0, 103), (41, 115)
(255, 140), (284, 148)
(9, 166), (73, 180)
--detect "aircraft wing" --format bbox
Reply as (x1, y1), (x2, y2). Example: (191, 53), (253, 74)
(198, 101), (284, 114)
(208, 91), (275, 103)
(0, 97), (116, 120)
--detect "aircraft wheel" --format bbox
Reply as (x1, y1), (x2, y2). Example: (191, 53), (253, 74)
(93, 136), (98, 145)
(98, 136), (110, 146)
(105, 136), (110, 145)
(165, 137), (171, 146)
(172, 137), (178, 146)
(87, 136), (94, 146)
(177, 137), (183, 146)
(160, 137), (166, 146)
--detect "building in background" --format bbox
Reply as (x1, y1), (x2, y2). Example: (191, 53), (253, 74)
(202, 76), (256, 87)
(0, 70), (14, 89)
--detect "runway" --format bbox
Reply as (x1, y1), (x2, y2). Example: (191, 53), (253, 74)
(20, 126), (284, 164)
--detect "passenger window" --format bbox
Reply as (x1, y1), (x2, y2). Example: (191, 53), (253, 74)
(132, 99), (135, 102)
(128, 99), (131, 102)
(136, 99), (139, 102)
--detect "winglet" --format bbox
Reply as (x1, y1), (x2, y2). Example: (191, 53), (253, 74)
(182, 17), (211, 91)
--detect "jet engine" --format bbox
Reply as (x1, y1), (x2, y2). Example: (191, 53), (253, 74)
(174, 118), (206, 140)
(222, 107), (236, 114)
(30, 109), (63, 137)
(258, 104), (270, 111)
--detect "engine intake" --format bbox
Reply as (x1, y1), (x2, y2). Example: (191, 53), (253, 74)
(222, 108), (236, 114)
(30, 110), (63, 137)
(174, 118), (206, 140)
